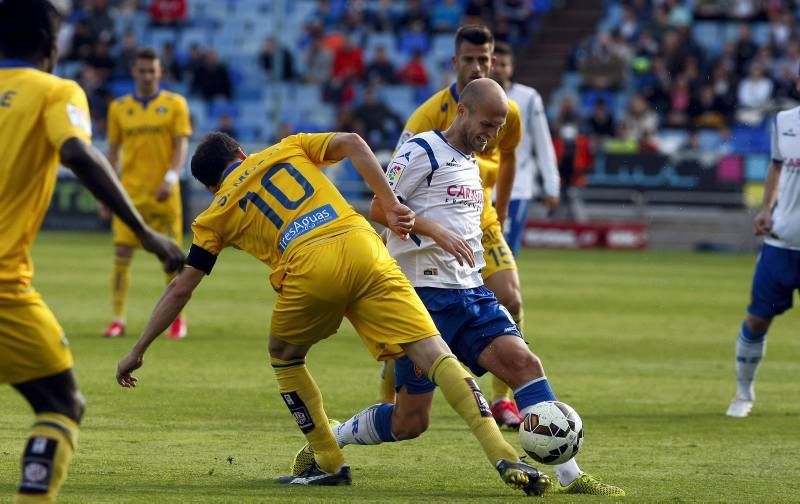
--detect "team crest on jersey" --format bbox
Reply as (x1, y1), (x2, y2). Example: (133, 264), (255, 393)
(156, 106), (168, 114)
(66, 102), (91, 135)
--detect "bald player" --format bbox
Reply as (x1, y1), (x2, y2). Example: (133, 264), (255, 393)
(291, 79), (623, 496)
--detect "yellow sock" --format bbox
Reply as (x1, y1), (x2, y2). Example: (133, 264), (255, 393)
(15, 413), (79, 504)
(111, 256), (131, 320)
(378, 360), (396, 404)
(271, 357), (345, 474)
(491, 375), (513, 404)
(165, 270), (183, 320)
(429, 354), (518, 464)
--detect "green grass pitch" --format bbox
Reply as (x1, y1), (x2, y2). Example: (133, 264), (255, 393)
(1, 231), (797, 502)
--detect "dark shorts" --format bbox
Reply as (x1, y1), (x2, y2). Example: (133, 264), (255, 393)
(395, 286), (522, 394)
(748, 243), (800, 319)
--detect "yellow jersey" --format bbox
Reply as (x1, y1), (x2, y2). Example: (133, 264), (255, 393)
(398, 83), (522, 229)
(188, 133), (376, 275)
(107, 90), (192, 197)
(0, 62), (92, 299)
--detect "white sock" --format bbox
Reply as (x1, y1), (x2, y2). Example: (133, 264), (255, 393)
(333, 403), (395, 447)
(554, 458), (582, 486)
(735, 332), (766, 401)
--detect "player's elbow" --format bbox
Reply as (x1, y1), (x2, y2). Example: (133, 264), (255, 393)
(338, 132), (369, 156)
(59, 137), (91, 171)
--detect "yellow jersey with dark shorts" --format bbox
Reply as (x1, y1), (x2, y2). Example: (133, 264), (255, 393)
(0, 62), (93, 384)
(107, 90), (192, 247)
(187, 133), (438, 360)
(397, 83), (522, 278)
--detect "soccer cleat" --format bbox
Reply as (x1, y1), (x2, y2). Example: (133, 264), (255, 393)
(553, 472), (625, 496)
(491, 399), (523, 429)
(168, 317), (187, 339)
(726, 396), (754, 418)
(495, 459), (551, 496)
(103, 320), (125, 338)
(290, 419), (340, 476)
(278, 461), (351, 486)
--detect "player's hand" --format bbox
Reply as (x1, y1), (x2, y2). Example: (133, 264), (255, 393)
(116, 351), (143, 388)
(98, 204), (110, 221)
(543, 195), (560, 211)
(431, 226), (476, 268)
(155, 181), (174, 202)
(385, 201), (415, 240)
(140, 228), (185, 273)
(753, 208), (773, 236)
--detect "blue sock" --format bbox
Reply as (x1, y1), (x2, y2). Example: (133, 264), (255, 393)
(333, 403), (397, 447)
(735, 322), (767, 399)
(514, 377), (557, 411)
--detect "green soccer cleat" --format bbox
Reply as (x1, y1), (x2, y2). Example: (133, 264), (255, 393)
(278, 461), (352, 486)
(290, 419), (340, 476)
(495, 459), (551, 496)
(554, 473), (626, 496)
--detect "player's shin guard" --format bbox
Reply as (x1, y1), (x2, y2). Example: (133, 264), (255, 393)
(735, 322), (767, 400)
(378, 360), (396, 404)
(15, 413), (79, 504)
(271, 357), (345, 474)
(428, 354), (518, 463)
(111, 255), (131, 321)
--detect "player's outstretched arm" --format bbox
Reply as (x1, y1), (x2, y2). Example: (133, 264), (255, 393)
(495, 149), (517, 226)
(327, 132), (414, 238)
(60, 137), (184, 272)
(370, 199), (475, 268)
(116, 267), (205, 387)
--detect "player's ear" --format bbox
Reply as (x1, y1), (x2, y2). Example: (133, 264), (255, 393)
(451, 54), (457, 72)
(236, 147), (247, 160)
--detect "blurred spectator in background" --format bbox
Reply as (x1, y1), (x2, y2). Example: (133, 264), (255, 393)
(364, 46), (396, 84)
(333, 36), (364, 80)
(587, 98), (616, 138)
(216, 113), (237, 138)
(619, 5), (642, 43)
(260, 37), (296, 81)
(68, 19), (96, 61)
(304, 33), (333, 84)
(88, 41), (114, 81)
(398, 50), (429, 87)
(150, 0), (187, 27)
(689, 85), (728, 129)
(397, 0), (431, 33)
(365, 0), (397, 32)
(160, 42), (184, 84)
(737, 63), (773, 123)
(432, 0), (463, 33)
(735, 24), (759, 75)
(579, 33), (626, 91)
(665, 74), (692, 128)
(552, 98), (591, 222)
(86, 0), (115, 45)
(496, 0), (533, 47)
(113, 32), (139, 79)
(622, 94), (659, 141)
(191, 50), (233, 101)
(353, 86), (403, 150)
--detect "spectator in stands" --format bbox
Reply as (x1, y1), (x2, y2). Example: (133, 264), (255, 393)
(353, 86), (403, 150)
(365, 0), (396, 32)
(322, 76), (356, 108)
(640, 56), (672, 115)
(737, 63), (773, 111)
(587, 98), (616, 138)
(464, 0), (494, 24)
(619, 5), (642, 43)
(772, 42), (800, 84)
(773, 64), (800, 102)
(160, 41), (183, 84)
(191, 50), (233, 102)
(432, 0), (463, 33)
(397, 0), (431, 33)
(259, 37), (296, 82)
(579, 33), (626, 91)
(364, 45), (396, 85)
(333, 36), (364, 80)
(88, 41), (114, 81)
(86, 0), (115, 45)
(303, 33), (333, 84)
(552, 107), (591, 222)
(710, 62), (738, 120)
(689, 85), (728, 129)
(310, 0), (343, 29)
(622, 94), (659, 141)
(646, 4), (671, 41)
(665, 74), (692, 128)
(397, 50), (429, 87)
(68, 19), (96, 61)
(495, 0), (533, 47)
(112, 32), (139, 80)
(150, 0), (187, 27)
(216, 113), (237, 138)
(735, 24), (759, 75)
(769, 9), (794, 48)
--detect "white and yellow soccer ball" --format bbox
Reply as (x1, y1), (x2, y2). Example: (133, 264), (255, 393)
(519, 401), (584, 465)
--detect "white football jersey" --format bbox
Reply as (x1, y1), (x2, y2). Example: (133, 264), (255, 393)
(507, 83), (559, 201)
(766, 106), (800, 250)
(387, 130), (485, 288)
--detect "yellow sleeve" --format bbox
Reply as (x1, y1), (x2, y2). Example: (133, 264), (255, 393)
(296, 132), (337, 166)
(403, 102), (438, 135)
(107, 99), (121, 145)
(44, 79), (92, 150)
(499, 100), (522, 154)
(172, 95), (192, 137)
(190, 209), (225, 256)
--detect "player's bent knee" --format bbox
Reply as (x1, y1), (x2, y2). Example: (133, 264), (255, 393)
(70, 390), (87, 424)
(745, 315), (772, 335)
(392, 411), (429, 440)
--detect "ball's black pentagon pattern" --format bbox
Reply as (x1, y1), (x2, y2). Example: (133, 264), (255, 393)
(519, 402), (584, 465)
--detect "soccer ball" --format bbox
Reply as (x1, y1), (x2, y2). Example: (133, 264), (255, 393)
(519, 401), (584, 465)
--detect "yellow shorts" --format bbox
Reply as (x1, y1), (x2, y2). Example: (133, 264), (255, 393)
(112, 190), (182, 248)
(0, 292), (73, 385)
(270, 229), (439, 360)
(481, 220), (517, 280)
